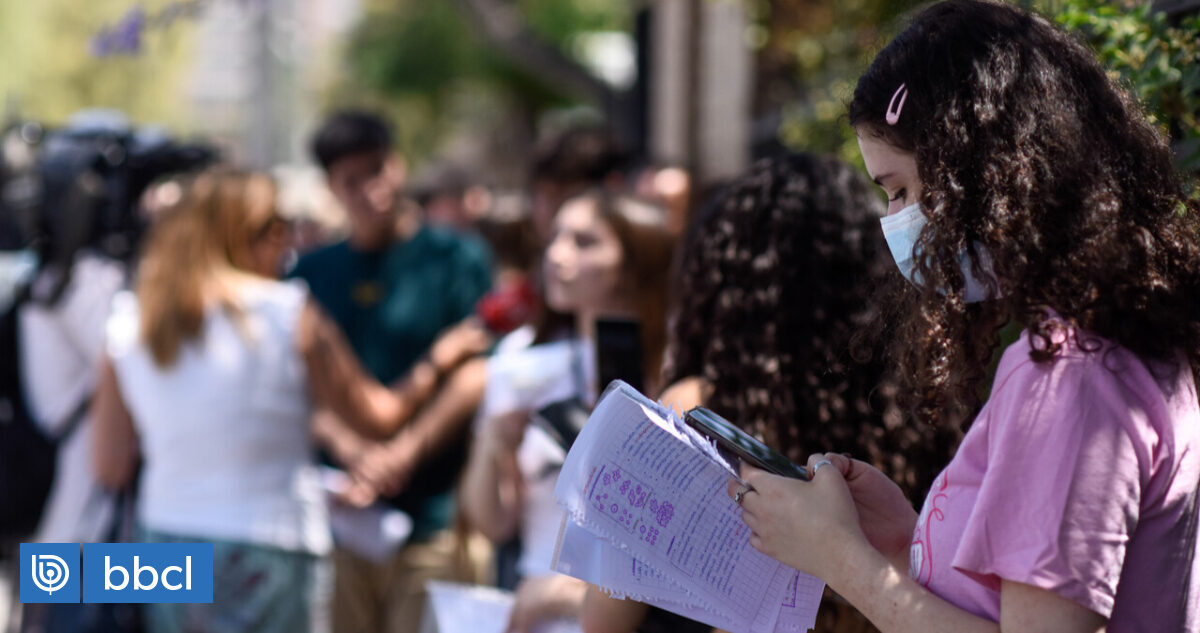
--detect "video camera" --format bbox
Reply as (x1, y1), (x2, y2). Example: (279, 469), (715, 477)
(1, 110), (217, 264)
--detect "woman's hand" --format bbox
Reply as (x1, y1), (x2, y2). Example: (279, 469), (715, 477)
(348, 434), (420, 498)
(830, 454), (919, 569)
(461, 407), (531, 544)
(311, 409), (370, 468)
(728, 454), (918, 576)
(430, 317), (493, 374)
(334, 474), (380, 509)
(506, 575), (588, 633)
(728, 455), (870, 581)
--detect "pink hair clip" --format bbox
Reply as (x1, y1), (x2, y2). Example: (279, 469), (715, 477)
(886, 83), (908, 126)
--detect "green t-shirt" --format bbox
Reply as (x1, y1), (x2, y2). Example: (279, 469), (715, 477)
(291, 226), (492, 540)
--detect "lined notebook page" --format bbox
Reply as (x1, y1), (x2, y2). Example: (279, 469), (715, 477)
(552, 381), (823, 633)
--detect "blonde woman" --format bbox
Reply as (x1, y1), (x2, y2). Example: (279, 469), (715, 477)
(92, 168), (439, 633)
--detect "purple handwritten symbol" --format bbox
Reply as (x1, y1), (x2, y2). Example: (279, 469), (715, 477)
(590, 463), (660, 536)
(629, 484), (648, 508)
(655, 502), (674, 527)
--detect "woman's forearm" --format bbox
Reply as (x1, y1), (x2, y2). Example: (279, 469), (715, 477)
(310, 409), (370, 466)
(299, 300), (401, 438)
(92, 358), (139, 490)
(829, 540), (998, 633)
(884, 545), (912, 576)
(461, 433), (524, 543)
(581, 587), (649, 633)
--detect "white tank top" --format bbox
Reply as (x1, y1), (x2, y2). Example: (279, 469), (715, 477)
(106, 277), (330, 554)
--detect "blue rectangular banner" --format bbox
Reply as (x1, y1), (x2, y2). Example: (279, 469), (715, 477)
(81, 543), (214, 603)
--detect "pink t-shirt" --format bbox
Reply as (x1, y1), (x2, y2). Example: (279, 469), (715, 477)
(910, 326), (1200, 629)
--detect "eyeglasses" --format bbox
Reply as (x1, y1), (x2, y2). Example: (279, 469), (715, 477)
(254, 214), (293, 241)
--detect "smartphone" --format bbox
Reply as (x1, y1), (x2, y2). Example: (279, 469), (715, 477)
(596, 318), (644, 392)
(683, 406), (809, 480)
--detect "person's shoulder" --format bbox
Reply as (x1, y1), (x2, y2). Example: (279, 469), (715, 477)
(419, 226), (491, 262)
(245, 277), (311, 332)
(73, 250), (126, 283)
(26, 250), (126, 326)
(993, 326), (1114, 387)
(104, 290), (141, 359)
(291, 240), (350, 278)
(47, 250), (126, 304)
(244, 276), (309, 306)
(299, 240), (351, 262)
(991, 325), (1176, 428)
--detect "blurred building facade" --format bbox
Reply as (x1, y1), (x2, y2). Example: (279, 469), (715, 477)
(188, 0), (361, 167)
(649, 0), (753, 186)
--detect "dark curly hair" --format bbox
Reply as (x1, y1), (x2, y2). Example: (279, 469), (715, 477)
(849, 0), (1200, 426)
(664, 153), (958, 497)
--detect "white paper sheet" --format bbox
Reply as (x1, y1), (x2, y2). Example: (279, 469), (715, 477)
(480, 339), (595, 423)
(321, 468), (413, 563)
(553, 518), (745, 632)
(422, 581), (584, 633)
(552, 382), (823, 633)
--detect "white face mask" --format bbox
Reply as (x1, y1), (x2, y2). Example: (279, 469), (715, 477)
(879, 203), (997, 302)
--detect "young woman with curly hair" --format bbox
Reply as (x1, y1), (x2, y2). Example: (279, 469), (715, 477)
(585, 153), (961, 633)
(662, 153), (959, 499)
(729, 1), (1200, 631)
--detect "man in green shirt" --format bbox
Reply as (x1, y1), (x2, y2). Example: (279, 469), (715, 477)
(292, 110), (492, 633)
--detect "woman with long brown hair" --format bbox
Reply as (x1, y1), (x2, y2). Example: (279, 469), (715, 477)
(91, 168), (459, 633)
(460, 189), (675, 633)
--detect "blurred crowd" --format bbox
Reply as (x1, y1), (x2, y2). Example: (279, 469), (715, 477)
(9, 2), (1200, 632)
(0, 107), (947, 633)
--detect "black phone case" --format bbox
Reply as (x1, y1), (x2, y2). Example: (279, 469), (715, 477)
(684, 407), (809, 480)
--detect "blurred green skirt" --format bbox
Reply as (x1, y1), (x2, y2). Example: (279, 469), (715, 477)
(139, 529), (330, 633)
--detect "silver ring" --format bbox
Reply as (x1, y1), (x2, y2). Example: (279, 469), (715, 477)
(810, 459), (834, 478)
(734, 486), (753, 505)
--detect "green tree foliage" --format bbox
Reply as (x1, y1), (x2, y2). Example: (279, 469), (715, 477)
(340, 0), (628, 161)
(519, 0), (629, 51)
(1052, 0), (1200, 174)
(347, 2), (485, 101)
(762, 0), (926, 169)
(772, 0), (1200, 180)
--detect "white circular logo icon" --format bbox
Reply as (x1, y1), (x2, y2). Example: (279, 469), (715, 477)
(31, 554), (70, 595)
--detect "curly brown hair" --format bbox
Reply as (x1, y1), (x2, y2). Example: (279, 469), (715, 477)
(849, 0), (1200, 426)
(664, 153), (958, 497)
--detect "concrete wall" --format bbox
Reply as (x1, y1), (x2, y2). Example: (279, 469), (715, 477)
(649, 0), (753, 186)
